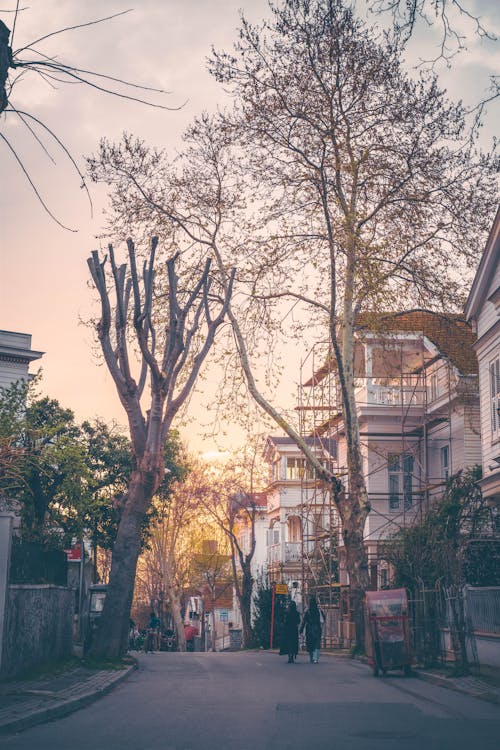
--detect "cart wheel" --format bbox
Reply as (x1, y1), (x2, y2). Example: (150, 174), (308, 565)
(403, 664), (412, 677)
(373, 664), (380, 677)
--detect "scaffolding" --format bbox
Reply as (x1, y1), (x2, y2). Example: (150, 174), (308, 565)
(295, 332), (469, 613)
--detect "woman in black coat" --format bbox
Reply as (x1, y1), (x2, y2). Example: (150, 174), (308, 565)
(300, 596), (323, 663)
(280, 601), (300, 663)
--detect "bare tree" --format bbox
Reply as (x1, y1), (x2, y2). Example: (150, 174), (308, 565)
(136, 456), (214, 652)
(191, 538), (232, 652)
(0, 8), (176, 229)
(198, 444), (268, 648)
(371, 0), (494, 50)
(88, 0), (497, 647)
(369, 0), (499, 113)
(87, 238), (234, 658)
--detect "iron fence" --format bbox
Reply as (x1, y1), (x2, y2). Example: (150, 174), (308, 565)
(464, 586), (500, 635)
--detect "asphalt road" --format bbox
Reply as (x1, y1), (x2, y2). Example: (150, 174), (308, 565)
(1, 651), (500, 750)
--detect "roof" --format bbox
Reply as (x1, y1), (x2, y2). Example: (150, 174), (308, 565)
(265, 435), (337, 458)
(229, 491), (268, 509)
(0, 330), (43, 363)
(359, 310), (477, 376)
(305, 310), (478, 384)
(465, 205), (500, 322)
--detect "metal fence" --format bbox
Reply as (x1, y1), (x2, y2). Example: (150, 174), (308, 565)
(464, 586), (500, 635)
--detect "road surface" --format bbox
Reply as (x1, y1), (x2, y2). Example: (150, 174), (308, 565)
(1, 651), (499, 749)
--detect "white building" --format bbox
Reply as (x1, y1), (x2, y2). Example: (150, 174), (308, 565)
(0, 330), (43, 390)
(465, 205), (500, 506)
(264, 311), (481, 596)
(262, 436), (337, 607)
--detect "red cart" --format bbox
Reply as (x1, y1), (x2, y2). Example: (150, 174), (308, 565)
(365, 588), (412, 677)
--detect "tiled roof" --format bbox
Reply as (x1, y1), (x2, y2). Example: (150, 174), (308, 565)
(356, 310), (478, 375)
(305, 310), (477, 384)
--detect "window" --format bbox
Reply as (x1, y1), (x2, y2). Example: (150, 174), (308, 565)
(286, 457), (314, 480)
(388, 453), (413, 511)
(490, 357), (500, 437)
(288, 517), (302, 542)
(267, 527), (280, 546)
(441, 445), (450, 481)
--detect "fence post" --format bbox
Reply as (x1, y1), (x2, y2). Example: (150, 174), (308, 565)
(0, 513), (13, 675)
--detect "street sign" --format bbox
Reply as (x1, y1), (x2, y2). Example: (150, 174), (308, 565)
(64, 544), (82, 561)
(275, 584), (288, 595)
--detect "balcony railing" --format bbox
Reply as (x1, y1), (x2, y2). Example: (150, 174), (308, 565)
(356, 381), (425, 408)
(268, 542), (302, 564)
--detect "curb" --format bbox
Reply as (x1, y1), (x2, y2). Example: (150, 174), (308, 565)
(0, 664), (136, 735)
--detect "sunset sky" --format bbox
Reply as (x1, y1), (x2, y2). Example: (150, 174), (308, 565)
(1, 0), (499, 456)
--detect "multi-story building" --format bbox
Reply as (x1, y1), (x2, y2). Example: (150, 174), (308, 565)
(465, 206), (500, 507)
(262, 436), (337, 607)
(264, 311), (481, 597)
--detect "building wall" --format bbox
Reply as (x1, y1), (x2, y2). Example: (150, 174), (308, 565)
(1, 585), (74, 679)
(476, 261), (500, 340)
(477, 335), (500, 478)
(0, 330), (42, 390)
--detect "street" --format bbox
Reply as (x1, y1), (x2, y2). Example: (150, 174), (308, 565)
(1, 652), (500, 750)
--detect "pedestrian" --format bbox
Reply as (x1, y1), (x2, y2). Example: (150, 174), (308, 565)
(184, 622), (199, 652)
(300, 595), (324, 663)
(145, 611), (160, 652)
(280, 600), (300, 663)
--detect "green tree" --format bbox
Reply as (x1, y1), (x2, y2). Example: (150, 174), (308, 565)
(380, 467), (500, 673)
(252, 575), (289, 650)
(0, 380), (89, 546)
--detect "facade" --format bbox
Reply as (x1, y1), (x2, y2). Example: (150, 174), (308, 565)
(465, 206), (500, 506)
(262, 437), (337, 607)
(264, 311), (481, 598)
(0, 330), (43, 389)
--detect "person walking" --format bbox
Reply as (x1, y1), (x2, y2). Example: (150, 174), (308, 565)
(300, 596), (323, 663)
(280, 601), (301, 663)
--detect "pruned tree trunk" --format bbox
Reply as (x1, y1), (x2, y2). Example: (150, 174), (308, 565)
(87, 238), (234, 658)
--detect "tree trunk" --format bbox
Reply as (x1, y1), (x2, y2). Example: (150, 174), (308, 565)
(0, 22), (10, 115)
(90, 468), (157, 659)
(238, 566), (254, 648)
(166, 576), (186, 652)
(338, 485), (370, 649)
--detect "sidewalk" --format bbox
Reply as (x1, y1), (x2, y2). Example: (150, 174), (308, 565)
(0, 660), (136, 734)
(327, 650), (500, 707)
(414, 666), (500, 706)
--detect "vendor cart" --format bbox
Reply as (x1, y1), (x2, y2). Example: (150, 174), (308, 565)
(365, 588), (412, 677)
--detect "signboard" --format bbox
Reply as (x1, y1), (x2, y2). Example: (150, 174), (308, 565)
(64, 544), (82, 561)
(275, 584), (289, 595)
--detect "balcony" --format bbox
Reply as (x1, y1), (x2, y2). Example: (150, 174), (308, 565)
(356, 379), (425, 408)
(268, 542), (302, 565)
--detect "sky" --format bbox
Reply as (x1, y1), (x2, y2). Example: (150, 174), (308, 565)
(1, 0), (499, 456)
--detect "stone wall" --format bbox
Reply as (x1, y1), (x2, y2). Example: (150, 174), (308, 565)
(1, 584), (74, 679)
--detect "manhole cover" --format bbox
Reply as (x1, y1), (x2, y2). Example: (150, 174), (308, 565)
(352, 731), (417, 740)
